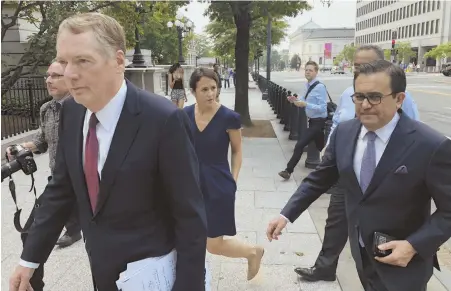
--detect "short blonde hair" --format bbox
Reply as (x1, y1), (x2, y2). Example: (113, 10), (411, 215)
(58, 12), (126, 56)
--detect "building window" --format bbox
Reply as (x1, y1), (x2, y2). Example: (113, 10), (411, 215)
(435, 19), (439, 33)
(423, 1), (426, 13)
(426, 21), (429, 34)
(421, 22), (425, 35)
(414, 2), (418, 15)
(432, 0), (435, 10)
(437, 0), (440, 9)
(417, 23), (421, 35)
(427, 0), (431, 12)
(430, 20), (434, 34)
(413, 24), (416, 36)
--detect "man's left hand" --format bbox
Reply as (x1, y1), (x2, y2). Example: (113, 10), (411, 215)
(294, 100), (307, 107)
(374, 240), (417, 267)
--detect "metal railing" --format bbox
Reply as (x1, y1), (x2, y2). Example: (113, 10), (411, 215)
(1, 76), (51, 140)
(252, 72), (333, 169)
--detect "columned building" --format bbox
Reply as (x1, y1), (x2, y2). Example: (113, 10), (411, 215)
(289, 20), (355, 68)
(355, 0), (451, 71)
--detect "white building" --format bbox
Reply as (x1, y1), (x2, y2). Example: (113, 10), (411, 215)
(289, 20), (355, 68)
(355, 0), (451, 71)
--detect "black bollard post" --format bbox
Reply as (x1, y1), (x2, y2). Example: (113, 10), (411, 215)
(288, 93), (300, 140)
(283, 90), (290, 131)
(276, 86), (282, 119)
(280, 88), (287, 125)
(298, 107), (308, 153)
(305, 140), (321, 169)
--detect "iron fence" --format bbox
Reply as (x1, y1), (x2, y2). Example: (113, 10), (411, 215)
(1, 76), (51, 140)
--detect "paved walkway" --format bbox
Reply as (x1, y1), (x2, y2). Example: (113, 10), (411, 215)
(1, 79), (450, 290)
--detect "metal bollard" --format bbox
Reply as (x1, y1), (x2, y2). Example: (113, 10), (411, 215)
(282, 90), (290, 131)
(280, 88), (287, 125)
(297, 107), (309, 153)
(276, 86), (283, 119)
(288, 93), (299, 140)
(305, 140), (321, 169)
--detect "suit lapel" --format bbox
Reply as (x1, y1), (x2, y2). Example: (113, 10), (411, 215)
(342, 120), (363, 195)
(362, 113), (416, 201)
(93, 81), (142, 218)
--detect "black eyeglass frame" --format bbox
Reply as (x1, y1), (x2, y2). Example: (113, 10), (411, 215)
(351, 92), (398, 105)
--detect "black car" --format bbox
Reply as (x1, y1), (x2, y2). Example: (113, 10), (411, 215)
(441, 62), (451, 76)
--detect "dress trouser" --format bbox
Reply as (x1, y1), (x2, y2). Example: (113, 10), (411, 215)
(358, 247), (390, 291)
(47, 176), (81, 236)
(286, 118), (326, 173)
(313, 182), (348, 273)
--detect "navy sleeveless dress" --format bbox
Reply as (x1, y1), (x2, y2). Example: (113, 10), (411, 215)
(184, 104), (242, 238)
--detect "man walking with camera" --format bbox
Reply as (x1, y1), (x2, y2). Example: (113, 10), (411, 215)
(7, 61), (82, 291)
(19, 61), (82, 248)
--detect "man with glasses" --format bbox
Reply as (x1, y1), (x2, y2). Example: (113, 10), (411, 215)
(267, 59), (451, 291)
(292, 45), (420, 283)
(30, 62), (82, 247)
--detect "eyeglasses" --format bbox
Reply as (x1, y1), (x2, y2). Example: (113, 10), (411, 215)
(45, 74), (64, 80)
(351, 92), (395, 105)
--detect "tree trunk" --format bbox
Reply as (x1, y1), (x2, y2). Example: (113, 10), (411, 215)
(233, 3), (252, 127)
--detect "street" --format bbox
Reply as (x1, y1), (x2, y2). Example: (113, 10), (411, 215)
(269, 71), (451, 137)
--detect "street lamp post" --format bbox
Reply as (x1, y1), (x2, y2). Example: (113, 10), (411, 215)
(130, 3), (147, 68)
(262, 9), (271, 100)
(167, 12), (193, 65)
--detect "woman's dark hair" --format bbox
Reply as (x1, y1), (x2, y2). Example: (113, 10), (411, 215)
(169, 62), (181, 74)
(189, 68), (219, 91)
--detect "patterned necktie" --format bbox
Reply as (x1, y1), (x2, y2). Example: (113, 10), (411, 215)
(360, 131), (377, 193)
(85, 113), (99, 212)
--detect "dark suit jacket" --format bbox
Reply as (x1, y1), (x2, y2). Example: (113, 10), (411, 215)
(21, 80), (208, 291)
(281, 112), (451, 291)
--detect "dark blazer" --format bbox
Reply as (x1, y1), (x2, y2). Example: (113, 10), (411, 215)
(281, 112), (451, 291)
(21, 80), (208, 291)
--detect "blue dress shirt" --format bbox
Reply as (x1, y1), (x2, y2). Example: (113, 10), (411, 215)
(298, 79), (328, 119)
(326, 86), (420, 145)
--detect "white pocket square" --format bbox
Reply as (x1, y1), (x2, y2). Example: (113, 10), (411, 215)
(394, 165), (408, 174)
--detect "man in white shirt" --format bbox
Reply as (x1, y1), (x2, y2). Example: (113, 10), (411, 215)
(9, 12), (207, 291)
(266, 60), (451, 291)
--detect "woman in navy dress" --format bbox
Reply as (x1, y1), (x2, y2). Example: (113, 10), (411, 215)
(184, 68), (264, 281)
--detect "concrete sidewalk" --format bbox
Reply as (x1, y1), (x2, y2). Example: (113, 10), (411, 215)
(1, 80), (450, 290)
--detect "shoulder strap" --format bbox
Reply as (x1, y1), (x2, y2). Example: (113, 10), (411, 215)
(305, 81), (320, 98)
(311, 81), (334, 103)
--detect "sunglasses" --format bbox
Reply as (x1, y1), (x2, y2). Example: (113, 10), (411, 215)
(351, 92), (396, 105)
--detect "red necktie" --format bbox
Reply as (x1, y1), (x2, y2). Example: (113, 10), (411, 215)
(85, 113), (99, 212)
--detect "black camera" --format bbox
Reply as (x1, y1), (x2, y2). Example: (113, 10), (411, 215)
(1, 145), (37, 182)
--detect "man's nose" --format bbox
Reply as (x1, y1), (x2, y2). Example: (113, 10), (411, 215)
(361, 98), (372, 109)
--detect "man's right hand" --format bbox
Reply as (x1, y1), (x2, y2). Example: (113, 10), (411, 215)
(9, 265), (35, 291)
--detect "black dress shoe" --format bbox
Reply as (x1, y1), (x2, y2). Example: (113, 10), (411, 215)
(294, 266), (336, 282)
(56, 232), (82, 248)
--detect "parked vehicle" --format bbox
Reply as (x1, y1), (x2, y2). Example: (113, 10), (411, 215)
(441, 62), (451, 76)
(331, 66), (345, 74)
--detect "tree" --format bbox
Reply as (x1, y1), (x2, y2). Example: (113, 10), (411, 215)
(206, 1), (311, 126)
(334, 44), (356, 66)
(290, 54), (301, 70)
(395, 41), (416, 63)
(1, 1), (118, 94)
(194, 34), (215, 57)
(424, 42), (451, 60)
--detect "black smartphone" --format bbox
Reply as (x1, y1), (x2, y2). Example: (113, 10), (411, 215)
(372, 232), (396, 257)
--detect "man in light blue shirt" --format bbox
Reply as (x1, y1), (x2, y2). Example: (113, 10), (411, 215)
(279, 60), (328, 180)
(294, 44), (420, 282)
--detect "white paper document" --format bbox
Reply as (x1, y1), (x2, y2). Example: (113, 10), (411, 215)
(116, 250), (211, 291)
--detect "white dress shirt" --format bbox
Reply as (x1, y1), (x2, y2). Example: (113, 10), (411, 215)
(281, 113), (401, 225)
(20, 80), (127, 269)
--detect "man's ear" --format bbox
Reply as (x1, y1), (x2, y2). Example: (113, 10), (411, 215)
(395, 92), (406, 109)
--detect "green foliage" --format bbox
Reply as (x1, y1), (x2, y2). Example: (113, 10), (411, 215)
(334, 44), (356, 65)
(194, 34), (215, 57)
(1, 1), (118, 92)
(395, 41), (416, 62)
(205, 1), (311, 124)
(384, 49), (391, 61)
(424, 42), (451, 59)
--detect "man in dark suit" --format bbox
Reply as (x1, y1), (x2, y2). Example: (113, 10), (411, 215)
(266, 60), (451, 291)
(9, 13), (207, 291)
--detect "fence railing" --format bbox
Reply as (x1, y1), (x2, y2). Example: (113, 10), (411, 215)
(252, 72), (333, 169)
(1, 76), (51, 140)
